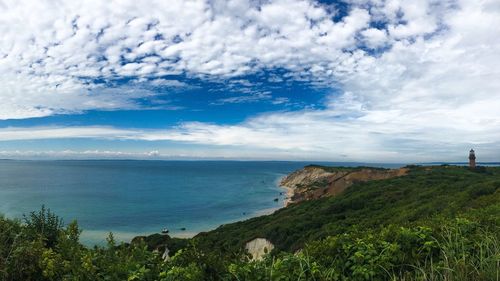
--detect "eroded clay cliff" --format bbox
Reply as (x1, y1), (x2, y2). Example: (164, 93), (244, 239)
(281, 166), (408, 205)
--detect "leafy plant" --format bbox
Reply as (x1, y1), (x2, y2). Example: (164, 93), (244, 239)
(23, 205), (63, 248)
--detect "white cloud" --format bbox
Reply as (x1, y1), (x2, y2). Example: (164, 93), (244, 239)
(0, 150), (162, 159)
(0, 126), (140, 141)
(361, 28), (388, 48)
(1, 0), (499, 161)
(0, 0), (384, 119)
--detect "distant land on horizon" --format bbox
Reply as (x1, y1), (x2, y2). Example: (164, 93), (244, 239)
(2, 158), (499, 165)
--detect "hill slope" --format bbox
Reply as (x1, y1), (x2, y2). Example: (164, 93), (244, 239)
(194, 165), (500, 252)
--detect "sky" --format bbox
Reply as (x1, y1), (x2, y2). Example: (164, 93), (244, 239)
(0, 0), (499, 162)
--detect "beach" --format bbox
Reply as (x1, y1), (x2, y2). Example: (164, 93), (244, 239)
(280, 182), (295, 207)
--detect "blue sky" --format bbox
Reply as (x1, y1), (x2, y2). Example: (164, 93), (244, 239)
(0, 0), (499, 162)
(0, 73), (331, 128)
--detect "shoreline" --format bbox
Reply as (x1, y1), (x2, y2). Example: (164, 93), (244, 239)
(280, 183), (294, 207)
(276, 174), (294, 207)
(134, 174), (294, 243)
(73, 174), (297, 247)
(116, 174), (295, 245)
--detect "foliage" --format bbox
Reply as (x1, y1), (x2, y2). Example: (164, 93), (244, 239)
(227, 218), (499, 281)
(194, 165), (500, 252)
(0, 165), (498, 280)
(23, 205), (64, 248)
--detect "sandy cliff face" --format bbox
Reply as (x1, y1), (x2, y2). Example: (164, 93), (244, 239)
(281, 166), (408, 205)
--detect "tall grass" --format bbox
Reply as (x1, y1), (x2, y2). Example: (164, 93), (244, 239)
(228, 220), (499, 281)
(387, 224), (499, 281)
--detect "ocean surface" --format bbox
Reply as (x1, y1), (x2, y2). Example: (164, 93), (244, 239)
(0, 160), (402, 245)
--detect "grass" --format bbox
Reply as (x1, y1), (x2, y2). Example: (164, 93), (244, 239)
(194, 165), (500, 253)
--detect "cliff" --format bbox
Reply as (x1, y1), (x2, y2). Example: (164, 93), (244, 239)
(194, 165), (500, 252)
(280, 165), (408, 204)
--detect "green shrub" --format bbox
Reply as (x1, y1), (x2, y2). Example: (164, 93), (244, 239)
(23, 205), (63, 248)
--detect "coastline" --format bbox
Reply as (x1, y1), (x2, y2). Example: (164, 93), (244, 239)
(135, 174), (294, 244)
(280, 184), (294, 207)
(81, 175), (293, 246)
(277, 174), (294, 207)
(80, 229), (199, 246)
(114, 174), (294, 245)
(0, 160), (313, 248)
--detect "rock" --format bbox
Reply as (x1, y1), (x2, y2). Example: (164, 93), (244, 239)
(245, 238), (274, 260)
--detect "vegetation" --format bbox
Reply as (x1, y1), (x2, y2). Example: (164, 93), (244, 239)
(0, 165), (498, 280)
(195, 165), (500, 252)
(228, 218), (499, 281)
(304, 165), (389, 172)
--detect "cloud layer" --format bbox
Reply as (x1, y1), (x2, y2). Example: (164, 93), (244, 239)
(1, 0), (500, 161)
(1, 0), (445, 118)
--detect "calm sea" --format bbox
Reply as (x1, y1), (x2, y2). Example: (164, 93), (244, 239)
(0, 160), (402, 245)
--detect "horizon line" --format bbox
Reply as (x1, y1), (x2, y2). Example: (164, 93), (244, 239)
(1, 158), (499, 165)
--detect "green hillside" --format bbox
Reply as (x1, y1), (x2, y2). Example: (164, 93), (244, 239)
(194, 165), (500, 252)
(0, 165), (498, 280)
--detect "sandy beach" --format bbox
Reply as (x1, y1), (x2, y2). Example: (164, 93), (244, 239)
(278, 176), (295, 207)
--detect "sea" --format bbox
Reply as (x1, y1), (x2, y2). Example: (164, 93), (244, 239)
(0, 160), (403, 246)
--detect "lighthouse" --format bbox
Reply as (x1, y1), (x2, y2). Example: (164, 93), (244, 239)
(469, 149), (476, 169)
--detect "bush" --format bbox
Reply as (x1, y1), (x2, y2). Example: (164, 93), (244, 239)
(23, 205), (63, 248)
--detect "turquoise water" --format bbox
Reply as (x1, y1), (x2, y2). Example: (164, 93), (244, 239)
(0, 160), (402, 245)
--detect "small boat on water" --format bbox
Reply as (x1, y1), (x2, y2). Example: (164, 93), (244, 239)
(161, 228), (169, 234)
